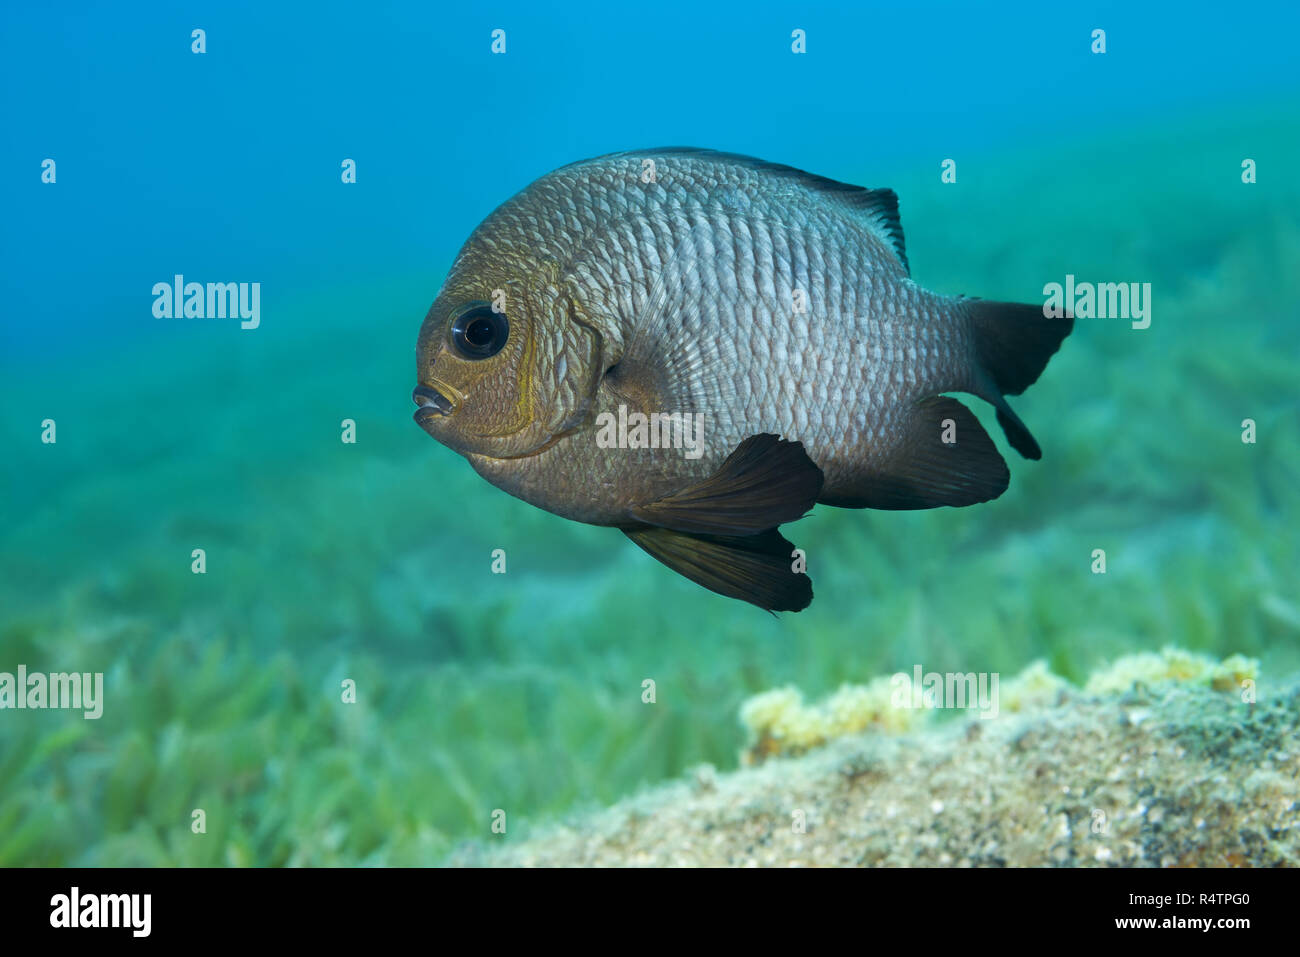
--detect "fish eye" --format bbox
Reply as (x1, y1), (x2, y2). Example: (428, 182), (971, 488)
(450, 302), (509, 360)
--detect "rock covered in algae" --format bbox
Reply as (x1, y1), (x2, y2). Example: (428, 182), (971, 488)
(738, 676), (931, 764)
(737, 648), (1256, 765)
(453, 655), (1295, 867)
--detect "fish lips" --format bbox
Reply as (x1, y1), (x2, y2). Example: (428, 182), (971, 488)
(412, 384), (456, 428)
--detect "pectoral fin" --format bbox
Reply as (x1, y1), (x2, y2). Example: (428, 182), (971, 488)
(624, 525), (813, 612)
(628, 433), (825, 535)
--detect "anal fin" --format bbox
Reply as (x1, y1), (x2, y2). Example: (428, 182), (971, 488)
(823, 396), (1009, 510)
(624, 525), (813, 612)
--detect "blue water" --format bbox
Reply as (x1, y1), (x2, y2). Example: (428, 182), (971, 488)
(4, 1), (1296, 359)
(1, 1), (1297, 865)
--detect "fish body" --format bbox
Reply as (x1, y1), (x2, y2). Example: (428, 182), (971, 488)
(415, 149), (1072, 610)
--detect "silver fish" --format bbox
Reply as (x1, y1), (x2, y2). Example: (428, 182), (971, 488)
(414, 149), (1072, 611)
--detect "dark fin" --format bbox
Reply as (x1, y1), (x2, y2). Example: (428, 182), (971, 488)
(995, 404), (1041, 461)
(822, 397), (1008, 510)
(624, 525), (813, 612)
(628, 433), (825, 535)
(966, 299), (1073, 396)
(570, 148), (909, 273)
(835, 187), (908, 274)
(964, 299), (1072, 460)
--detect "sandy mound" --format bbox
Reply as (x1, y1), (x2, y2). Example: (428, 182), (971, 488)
(454, 678), (1298, 867)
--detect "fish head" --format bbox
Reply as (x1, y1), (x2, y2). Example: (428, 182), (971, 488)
(413, 245), (603, 460)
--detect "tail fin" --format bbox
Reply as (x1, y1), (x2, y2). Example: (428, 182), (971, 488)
(964, 299), (1073, 460)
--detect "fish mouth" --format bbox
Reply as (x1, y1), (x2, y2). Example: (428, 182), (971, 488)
(412, 383), (457, 420)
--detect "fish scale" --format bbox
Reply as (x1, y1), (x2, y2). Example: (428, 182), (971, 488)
(512, 163), (947, 509)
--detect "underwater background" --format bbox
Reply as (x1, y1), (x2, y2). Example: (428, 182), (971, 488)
(1, 0), (1297, 865)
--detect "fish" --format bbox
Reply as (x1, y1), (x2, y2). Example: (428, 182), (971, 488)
(413, 148), (1073, 612)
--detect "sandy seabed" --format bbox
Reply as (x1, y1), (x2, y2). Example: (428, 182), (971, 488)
(456, 681), (1299, 867)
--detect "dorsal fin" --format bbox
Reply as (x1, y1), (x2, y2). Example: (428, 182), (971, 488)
(832, 187), (908, 273)
(569, 147), (910, 273)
